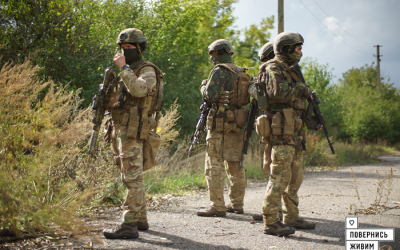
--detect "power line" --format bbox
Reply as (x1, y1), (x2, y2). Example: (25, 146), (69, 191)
(312, 0), (374, 45)
(298, 0), (371, 55)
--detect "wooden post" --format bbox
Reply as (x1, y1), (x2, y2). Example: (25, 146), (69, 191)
(373, 45), (382, 94)
(278, 0), (284, 34)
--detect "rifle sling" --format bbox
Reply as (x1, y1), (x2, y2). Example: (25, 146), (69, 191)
(225, 66), (240, 90)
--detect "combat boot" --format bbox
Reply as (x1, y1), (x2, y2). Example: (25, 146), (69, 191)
(137, 220), (149, 231)
(264, 221), (295, 236)
(103, 222), (139, 239)
(226, 204), (244, 214)
(197, 207), (226, 217)
(284, 218), (316, 229)
(252, 214), (263, 221)
(253, 212), (283, 221)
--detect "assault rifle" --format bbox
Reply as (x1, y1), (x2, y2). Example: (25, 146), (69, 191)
(306, 91), (335, 154)
(88, 68), (120, 155)
(188, 102), (211, 153)
(238, 99), (258, 169)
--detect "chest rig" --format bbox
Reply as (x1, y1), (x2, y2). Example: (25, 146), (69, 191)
(206, 63), (250, 134)
(263, 59), (306, 111)
(108, 61), (164, 140)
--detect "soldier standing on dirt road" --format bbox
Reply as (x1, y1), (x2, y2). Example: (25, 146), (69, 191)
(253, 32), (320, 236)
(197, 39), (251, 217)
(102, 28), (164, 239)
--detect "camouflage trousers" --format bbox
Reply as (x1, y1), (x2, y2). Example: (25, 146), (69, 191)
(111, 123), (146, 224)
(262, 144), (304, 225)
(205, 133), (246, 211)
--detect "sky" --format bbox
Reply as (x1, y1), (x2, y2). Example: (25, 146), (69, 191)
(232, 0), (400, 89)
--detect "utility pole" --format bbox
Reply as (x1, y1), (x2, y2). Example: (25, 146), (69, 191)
(373, 44), (382, 94)
(278, 0), (284, 34)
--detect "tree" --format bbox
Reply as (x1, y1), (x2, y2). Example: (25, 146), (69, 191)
(337, 62), (400, 142)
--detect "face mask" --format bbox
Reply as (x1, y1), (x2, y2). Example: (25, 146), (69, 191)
(209, 52), (220, 65)
(292, 50), (302, 61)
(288, 45), (302, 62)
(122, 48), (140, 65)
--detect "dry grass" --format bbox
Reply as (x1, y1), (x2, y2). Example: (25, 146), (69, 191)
(0, 60), (183, 238)
(349, 168), (394, 215)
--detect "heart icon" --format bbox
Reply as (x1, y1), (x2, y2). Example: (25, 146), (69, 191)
(349, 220), (354, 226)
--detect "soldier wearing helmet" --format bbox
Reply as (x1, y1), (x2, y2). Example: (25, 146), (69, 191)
(102, 28), (164, 239)
(254, 32), (317, 236)
(248, 41), (282, 222)
(197, 39), (250, 217)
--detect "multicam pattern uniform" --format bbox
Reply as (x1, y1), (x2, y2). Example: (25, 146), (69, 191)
(200, 54), (246, 211)
(111, 64), (157, 224)
(259, 55), (311, 225)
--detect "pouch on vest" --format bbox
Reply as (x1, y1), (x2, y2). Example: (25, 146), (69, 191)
(215, 107), (225, 133)
(215, 118), (224, 133)
(237, 71), (251, 106)
(282, 108), (294, 136)
(143, 131), (162, 171)
(224, 122), (241, 134)
(255, 81), (269, 110)
(293, 98), (306, 110)
(255, 115), (271, 143)
(225, 110), (234, 123)
(206, 108), (216, 131)
(127, 106), (140, 138)
(271, 112), (282, 135)
(294, 116), (302, 131)
(233, 109), (248, 128)
(140, 120), (150, 140)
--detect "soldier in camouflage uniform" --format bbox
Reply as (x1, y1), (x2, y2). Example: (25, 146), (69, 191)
(197, 39), (250, 217)
(253, 32), (317, 236)
(249, 41), (277, 222)
(102, 28), (164, 239)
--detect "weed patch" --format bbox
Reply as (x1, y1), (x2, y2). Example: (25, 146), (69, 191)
(349, 168), (393, 215)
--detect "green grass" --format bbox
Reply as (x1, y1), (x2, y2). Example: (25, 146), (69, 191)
(244, 162), (267, 181)
(144, 170), (207, 196)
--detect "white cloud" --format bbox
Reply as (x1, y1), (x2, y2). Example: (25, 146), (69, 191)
(323, 16), (339, 33)
(289, 2), (303, 10)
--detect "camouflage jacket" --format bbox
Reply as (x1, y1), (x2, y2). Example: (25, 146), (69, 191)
(263, 55), (310, 150)
(200, 54), (236, 103)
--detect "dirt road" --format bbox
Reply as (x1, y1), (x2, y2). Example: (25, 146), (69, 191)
(4, 154), (400, 249)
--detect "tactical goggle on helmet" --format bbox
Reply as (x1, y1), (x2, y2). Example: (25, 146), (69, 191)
(207, 39), (234, 55)
(273, 31), (304, 54)
(258, 41), (274, 62)
(116, 28), (147, 47)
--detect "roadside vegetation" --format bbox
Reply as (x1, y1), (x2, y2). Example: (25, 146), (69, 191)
(1, 0), (400, 240)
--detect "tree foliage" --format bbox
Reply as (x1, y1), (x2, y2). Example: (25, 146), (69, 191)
(0, 0), (274, 134)
(302, 59), (400, 143)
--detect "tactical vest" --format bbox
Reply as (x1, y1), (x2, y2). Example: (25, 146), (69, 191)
(213, 63), (250, 108)
(261, 59), (306, 111)
(108, 61), (164, 140)
(206, 63), (250, 133)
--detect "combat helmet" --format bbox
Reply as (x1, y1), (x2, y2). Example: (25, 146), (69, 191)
(273, 31), (304, 54)
(208, 39), (234, 55)
(258, 41), (274, 62)
(116, 28), (147, 50)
